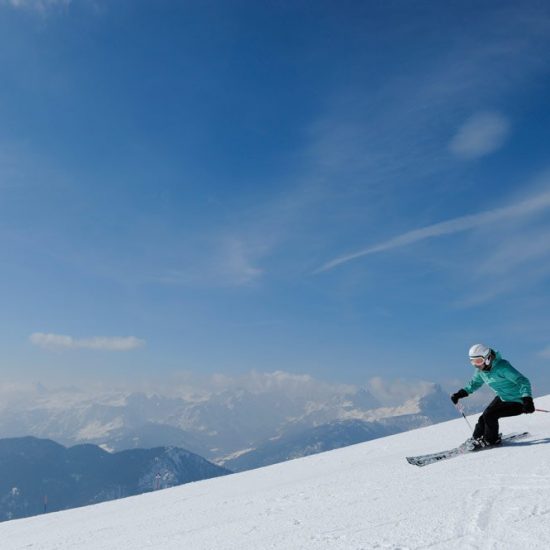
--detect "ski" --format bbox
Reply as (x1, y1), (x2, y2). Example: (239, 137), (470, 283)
(406, 431), (530, 467)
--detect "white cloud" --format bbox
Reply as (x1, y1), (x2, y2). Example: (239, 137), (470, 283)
(449, 112), (510, 159)
(30, 333), (145, 351)
(318, 184), (550, 272)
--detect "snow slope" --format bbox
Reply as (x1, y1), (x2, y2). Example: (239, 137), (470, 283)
(2, 395), (550, 550)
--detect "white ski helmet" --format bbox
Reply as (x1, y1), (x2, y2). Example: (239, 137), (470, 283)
(468, 343), (492, 366)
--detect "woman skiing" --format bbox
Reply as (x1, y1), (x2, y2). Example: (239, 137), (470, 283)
(451, 344), (534, 449)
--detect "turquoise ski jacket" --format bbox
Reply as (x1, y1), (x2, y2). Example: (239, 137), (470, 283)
(463, 351), (532, 403)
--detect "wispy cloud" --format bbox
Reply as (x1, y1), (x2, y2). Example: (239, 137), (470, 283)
(30, 333), (145, 351)
(153, 236), (264, 288)
(367, 376), (436, 407)
(476, 228), (550, 276)
(454, 222), (550, 307)
(318, 186), (550, 272)
(449, 112), (510, 159)
(253, 9), (550, 279)
(1, 0), (71, 11)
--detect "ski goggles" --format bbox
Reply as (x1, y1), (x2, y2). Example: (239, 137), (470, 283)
(469, 356), (486, 367)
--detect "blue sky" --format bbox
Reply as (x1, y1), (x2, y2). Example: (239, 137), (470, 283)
(1, 0), (550, 393)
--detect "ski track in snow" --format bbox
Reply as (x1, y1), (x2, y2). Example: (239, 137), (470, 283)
(2, 396), (550, 549)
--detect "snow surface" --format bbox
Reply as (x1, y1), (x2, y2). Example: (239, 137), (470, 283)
(2, 395), (550, 550)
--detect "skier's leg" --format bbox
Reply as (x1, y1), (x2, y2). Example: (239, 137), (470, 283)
(472, 415), (485, 439)
(482, 399), (524, 443)
(473, 397), (501, 439)
(472, 397), (502, 439)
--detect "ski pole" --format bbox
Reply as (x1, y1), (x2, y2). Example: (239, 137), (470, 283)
(536, 408), (550, 413)
(455, 402), (473, 433)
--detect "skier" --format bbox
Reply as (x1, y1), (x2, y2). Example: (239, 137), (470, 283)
(450, 344), (534, 449)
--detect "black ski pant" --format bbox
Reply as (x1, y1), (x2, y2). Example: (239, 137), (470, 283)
(473, 396), (524, 443)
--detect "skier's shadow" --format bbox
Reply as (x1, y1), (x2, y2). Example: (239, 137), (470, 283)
(510, 437), (550, 447)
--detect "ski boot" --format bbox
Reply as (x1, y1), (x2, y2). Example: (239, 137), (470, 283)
(467, 434), (502, 451)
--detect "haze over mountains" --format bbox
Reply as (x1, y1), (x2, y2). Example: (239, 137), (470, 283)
(0, 372), (488, 467)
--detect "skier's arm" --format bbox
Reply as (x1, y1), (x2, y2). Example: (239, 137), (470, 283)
(501, 364), (532, 398)
(463, 370), (484, 395)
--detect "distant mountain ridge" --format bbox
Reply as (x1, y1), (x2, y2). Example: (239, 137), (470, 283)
(0, 374), (482, 467)
(0, 437), (229, 522)
(223, 387), (458, 471)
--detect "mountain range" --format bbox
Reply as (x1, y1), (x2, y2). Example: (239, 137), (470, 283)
(0, 436), (229, 522)
(0, 373), (485, 467)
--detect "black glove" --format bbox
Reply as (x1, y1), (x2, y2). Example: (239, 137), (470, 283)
(522, 396), (535, 414)
(451, 389), (468, 405)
